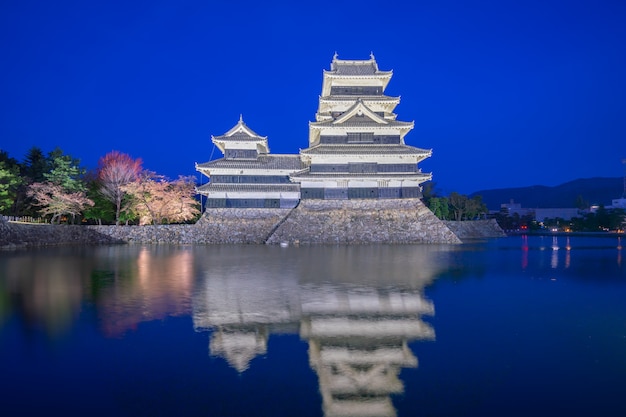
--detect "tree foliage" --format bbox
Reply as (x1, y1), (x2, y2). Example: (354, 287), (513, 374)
(0, 160), (22, 213)
(97, 151), (143, 225)
(20, 148), (92, 222)
(122, 172), (199, 225)
(568, 206), (625, 231)
(44, 148), (86, 193)
(83, 177), (115, 225)
(423, 183), (487, 221)
(27, 182), (94, 224)
(21, 147), (49, 183)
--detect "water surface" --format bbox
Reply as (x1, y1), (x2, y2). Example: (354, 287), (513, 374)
(1, 236), (625, 416)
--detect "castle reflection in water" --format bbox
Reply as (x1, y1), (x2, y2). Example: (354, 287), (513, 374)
(0, 244), (451, 416)
(191, 245), (445, 417)
(2, 237), (625, 416)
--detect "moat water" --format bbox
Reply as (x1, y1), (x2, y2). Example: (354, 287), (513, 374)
(1, 236), (625, 417)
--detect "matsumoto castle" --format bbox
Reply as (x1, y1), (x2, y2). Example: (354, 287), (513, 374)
(196, 54), (433, 209)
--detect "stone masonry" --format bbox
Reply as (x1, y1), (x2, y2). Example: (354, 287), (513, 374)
(266, 199), (461, 245)
(2, 203), (510, 249)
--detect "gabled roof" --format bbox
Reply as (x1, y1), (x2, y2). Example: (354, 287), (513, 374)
(333, 99), (387, 125)
(213, 115), (266, 141)
(308, 105), (414, 145)
(211, 116), (269, 154)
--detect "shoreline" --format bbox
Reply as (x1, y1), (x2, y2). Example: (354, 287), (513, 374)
(1, 208), (508, 249)
(507, 230), (624, 238)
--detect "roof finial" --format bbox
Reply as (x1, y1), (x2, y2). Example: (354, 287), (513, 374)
(370, 51), (375, 60)
(239, 114), (243, 123)
(333, 51), (338, 61)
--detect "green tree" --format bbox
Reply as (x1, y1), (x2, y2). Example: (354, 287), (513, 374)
(83, 177), (115, 225)
(0, 160), (22, 214)
(448, 192), (467, 221)
(428, 196), (452, 220)
(21, 147), (49, 183)
(27, 148), (90, 223)
(428, 197), (443, 219)
(44, 148), (86, 193)
(465, 195), (488, 220)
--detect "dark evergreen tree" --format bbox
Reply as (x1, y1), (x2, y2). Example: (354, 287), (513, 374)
(21, 147), (49, 183)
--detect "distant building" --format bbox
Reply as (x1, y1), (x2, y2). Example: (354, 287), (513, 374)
(533, 208), (582, 222)
(499, 200), (533, 217)
(608, 197), (626, 209)
(499, 199), (581, 222)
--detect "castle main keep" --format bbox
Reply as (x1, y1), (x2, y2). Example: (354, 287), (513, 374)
(196, 54), (433, 207)
(195, 54), (461, 245)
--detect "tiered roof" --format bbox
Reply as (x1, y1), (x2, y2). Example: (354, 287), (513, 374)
(300, 144), (431, 157)
(309, 99), (414, 145)
(211, 115), (269, 154)
(196, 155), (302, 171)
(321, 53), (393, 96)
(197, 183), (300, 193)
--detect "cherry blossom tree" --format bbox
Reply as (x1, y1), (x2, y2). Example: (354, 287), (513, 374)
(122, 172), (199, 225)
(27, 182), (94, 224)
(97, 151), (143, 225)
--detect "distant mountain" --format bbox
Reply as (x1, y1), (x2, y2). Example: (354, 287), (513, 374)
(469, 177), (624, 211)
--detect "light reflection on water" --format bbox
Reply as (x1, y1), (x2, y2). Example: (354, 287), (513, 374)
(1, 236), (625, 417)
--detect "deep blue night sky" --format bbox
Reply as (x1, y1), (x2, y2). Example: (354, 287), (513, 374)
(1, 0), (625, 195)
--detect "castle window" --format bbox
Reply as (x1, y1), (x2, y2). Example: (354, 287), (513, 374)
(347, 132), (374, 143)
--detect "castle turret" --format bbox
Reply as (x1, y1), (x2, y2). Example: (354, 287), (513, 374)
(195, 116), (302, 208)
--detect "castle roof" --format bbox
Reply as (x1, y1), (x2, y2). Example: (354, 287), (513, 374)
(326, 53), (392, 77)
(196, 155), (303, 171)
(319, 95), (400, 103)
(290, 170), (432, 181)
(310, 99), (412, 128)
(300, 144), (431, 157)
(197, 183), (300, 193)
(212, 116), (269, 154)
(213, 115), (266, 141)
(321, 53), (393, 96)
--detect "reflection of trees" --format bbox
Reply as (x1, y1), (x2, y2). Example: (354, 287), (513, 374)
(91, 246), (195, 337)
(0, 248), (91, 336)
(0, 246), (197, 338)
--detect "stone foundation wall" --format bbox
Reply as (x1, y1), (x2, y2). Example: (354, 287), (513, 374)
(267, 199), (461, 245)
(443, 219), (507, 240)
(1, 217), (123, 249)
(87, 209), (292, 244)
(4, 203), (503, 248)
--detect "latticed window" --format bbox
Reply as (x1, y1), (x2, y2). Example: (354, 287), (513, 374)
(348, 163), (377, 173)
(330, 86), (382, 95)
(347, 132), (374, 143)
